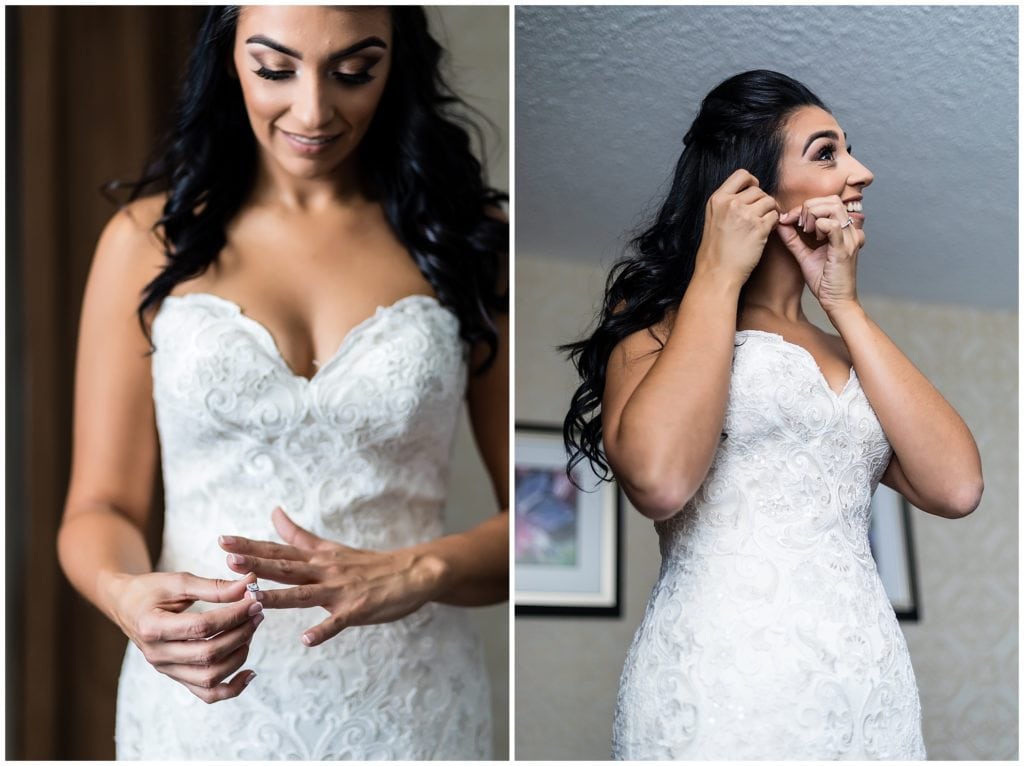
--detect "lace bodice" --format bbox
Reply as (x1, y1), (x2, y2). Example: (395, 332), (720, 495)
(115, 292), (492, 759)
(613, 330), (925, 760)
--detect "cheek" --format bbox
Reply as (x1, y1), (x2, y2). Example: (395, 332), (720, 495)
(239, 83), (286, 131)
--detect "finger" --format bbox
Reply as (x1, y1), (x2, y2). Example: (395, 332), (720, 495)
(272, 507), (325, 551)
(152, 609), (264, 666)
(186, 670), (257, 704)
(218, 535), (308, 562)
(255, 584), (324, 610)
(149, 598), (262, 642)
(301, 612), (350, 647)
(777, 204), (802, 225)
(172, 571), (253, 604)
(717, 168), (759, 194)
(226, 552), (320, 584)
(180, 668), (257, 704)
(750, 194), (779, 218)
(814, 216), (844, 245)
(734, 185), (767, 205)
(162, 642), (251, 690)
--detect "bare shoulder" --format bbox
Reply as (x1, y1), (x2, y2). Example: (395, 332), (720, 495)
(90, 194), (168, 306)
(609, 303), (674, 368)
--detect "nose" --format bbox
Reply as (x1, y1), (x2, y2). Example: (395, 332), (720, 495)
(848, 154), (874, 189)
(292, 71), (335, 130)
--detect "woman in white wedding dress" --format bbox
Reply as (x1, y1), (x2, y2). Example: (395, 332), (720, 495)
(563, 70), (982, 760)
(57, 6), (507, 759)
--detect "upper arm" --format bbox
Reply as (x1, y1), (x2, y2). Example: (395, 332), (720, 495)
(64, 197), (168, 531)
(600, 316), (669, 473)
(465, 310), (509, 510)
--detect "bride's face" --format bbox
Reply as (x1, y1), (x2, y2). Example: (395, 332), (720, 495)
(232, 6), (393, 180)
(773, 106), (874, 228)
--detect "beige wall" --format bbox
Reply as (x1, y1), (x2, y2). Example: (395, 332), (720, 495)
(431, 7), (509, 759)
(515, 255), (1017, 760)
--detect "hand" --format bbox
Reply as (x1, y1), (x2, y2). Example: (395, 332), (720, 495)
(107, 570), (263, 703)
(219, 508), (447, 647)
(776, 195), (866, 315)
(696, 169), (781, 286)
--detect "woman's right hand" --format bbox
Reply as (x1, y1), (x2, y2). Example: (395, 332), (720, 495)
(696, 169), (779, 285)
(106, 571), (263, 704)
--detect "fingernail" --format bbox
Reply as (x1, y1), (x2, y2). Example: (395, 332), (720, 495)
(302, 633), (314, 646)
(248, 601), (263, 616)
(243, 672), (257, 687)
(219, 535), (236, 546)
(229, 554), (245, 565)
(252, 612), (265, 628)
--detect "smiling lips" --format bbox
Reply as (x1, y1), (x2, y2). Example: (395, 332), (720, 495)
(280, 128), (342, 154)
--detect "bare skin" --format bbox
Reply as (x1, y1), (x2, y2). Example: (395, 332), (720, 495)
(602, 105), (983, 522)
(58, 6), (508, 704)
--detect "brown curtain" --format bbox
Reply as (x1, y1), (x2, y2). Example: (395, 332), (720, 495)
(7, 7), (202, 759)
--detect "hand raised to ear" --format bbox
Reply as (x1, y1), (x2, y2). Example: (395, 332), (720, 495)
(776, 195), (864, 315)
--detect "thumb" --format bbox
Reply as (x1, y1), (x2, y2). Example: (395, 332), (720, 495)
(272, 507), (323, 550)
(775, 221), (813, 262)
(175, 571), (253, 603)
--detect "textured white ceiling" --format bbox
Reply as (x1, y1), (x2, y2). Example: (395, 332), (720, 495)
(516, 6), (1018, 311)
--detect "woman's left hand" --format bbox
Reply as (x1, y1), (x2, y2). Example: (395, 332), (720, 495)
(776, 195), (865, 315)
(218, 508), (448, 646)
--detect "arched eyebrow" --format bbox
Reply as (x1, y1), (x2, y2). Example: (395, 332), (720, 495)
(245, 35), (388, 64)
(801, 129), (848, 155)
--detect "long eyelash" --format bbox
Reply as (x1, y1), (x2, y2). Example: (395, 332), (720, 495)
(815, 141), (838, 162)
(254, 66), (290, 81)
(333, 71), (374, 86)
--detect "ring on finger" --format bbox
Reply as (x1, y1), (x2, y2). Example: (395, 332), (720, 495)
(840, 217), (854, 229)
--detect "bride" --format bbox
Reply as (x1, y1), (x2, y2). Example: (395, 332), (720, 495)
(57, 6), (507, 759)
(563, 70), (982, 759)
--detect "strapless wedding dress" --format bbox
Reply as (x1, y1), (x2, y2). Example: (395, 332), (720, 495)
(115, 292), (491, 759)
(613, 330), (926, 760)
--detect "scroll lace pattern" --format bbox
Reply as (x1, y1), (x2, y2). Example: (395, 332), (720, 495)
(612, 330), (925, 760)
(115, 293), (491, 760)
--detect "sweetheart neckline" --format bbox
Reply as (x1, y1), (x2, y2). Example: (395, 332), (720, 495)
(158, 292), (454, 384)
(734, 329), (857, 399)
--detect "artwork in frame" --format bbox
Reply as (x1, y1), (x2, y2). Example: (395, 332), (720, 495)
(514, 423), (621, 616)
(868, 483), (921, 621)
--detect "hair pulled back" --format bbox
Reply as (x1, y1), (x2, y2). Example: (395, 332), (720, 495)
(562, 70), (826, 481)
(116, 6), (508, 371)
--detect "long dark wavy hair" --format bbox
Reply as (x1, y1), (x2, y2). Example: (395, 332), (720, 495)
(562, 70), (826, 481)
(115, 6), (508, 371)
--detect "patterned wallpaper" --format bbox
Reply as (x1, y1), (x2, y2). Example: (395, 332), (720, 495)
(515, 256), (1018, 760)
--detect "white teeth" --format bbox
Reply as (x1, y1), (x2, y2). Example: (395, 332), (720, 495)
(290, 134), (335, 145)
(845, 200), (863, 213)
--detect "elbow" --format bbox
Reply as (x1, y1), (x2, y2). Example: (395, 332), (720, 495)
(923, 477), (984, 519)
(944, 477), (984, 519)
(621, 474), (698, 522)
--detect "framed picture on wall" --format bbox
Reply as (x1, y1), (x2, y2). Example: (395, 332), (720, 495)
(514, 423), (622, 617)
(868, 483), (921, 621)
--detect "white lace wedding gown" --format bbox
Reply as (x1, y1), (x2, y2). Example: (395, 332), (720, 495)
(613, 329), (926, 760)
(115, 292), (491, 760)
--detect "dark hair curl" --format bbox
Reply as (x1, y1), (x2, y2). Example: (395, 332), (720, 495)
(113, 6), (507, 371)
(562, 70), (826, 482)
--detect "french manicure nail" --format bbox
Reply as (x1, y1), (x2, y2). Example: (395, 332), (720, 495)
(302, 634), (314, 646)
(219, 535), (236, 546)
(243, 672), (257, 687)
(248, 601), (263, 616)
(229, 554), (245, 565)
(252, 612), (265, 628)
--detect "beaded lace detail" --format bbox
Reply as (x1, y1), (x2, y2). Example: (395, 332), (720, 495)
(612, 330), (925, 760)
(115, 292), (491, 759)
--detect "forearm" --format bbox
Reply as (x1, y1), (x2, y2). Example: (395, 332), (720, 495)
(57, 503), (153, 622)
(612, 267), (742, 516)
(827, 301), (983, 514)
(411, 511), (508, 607)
